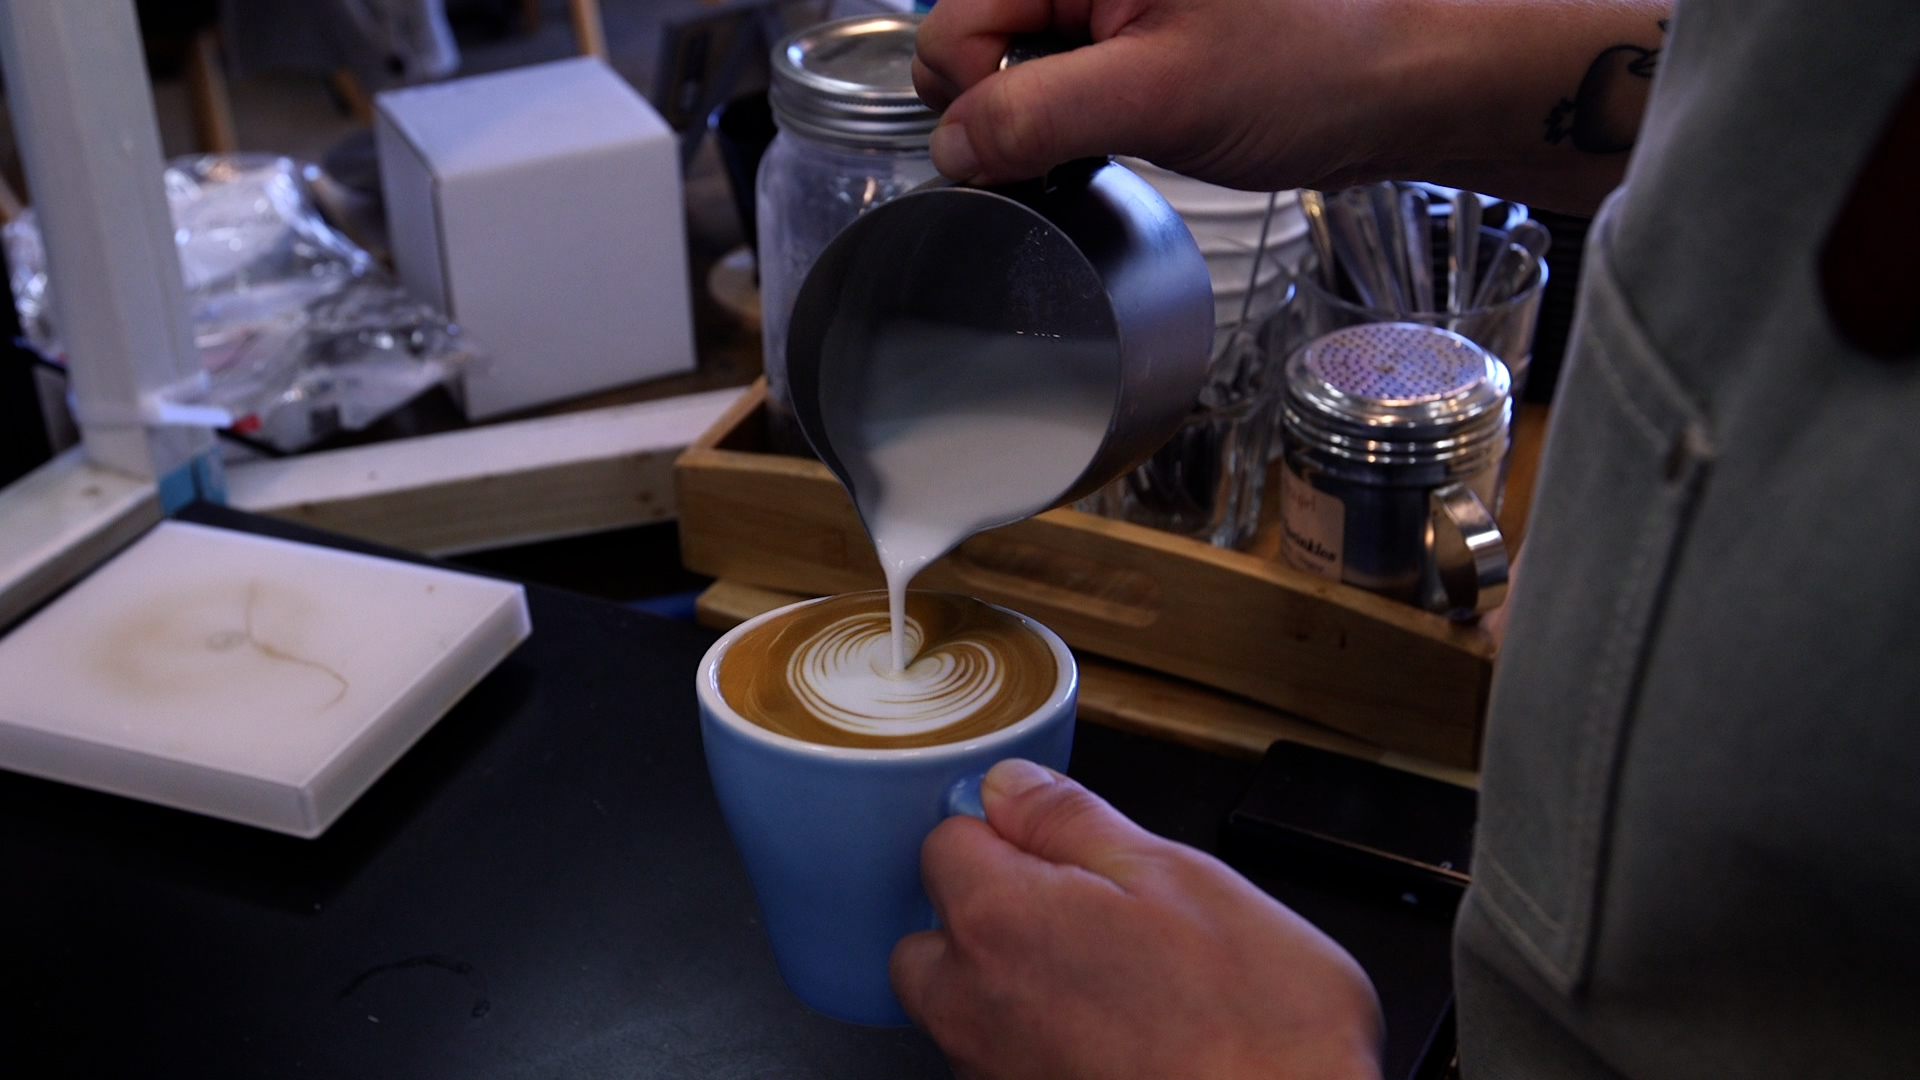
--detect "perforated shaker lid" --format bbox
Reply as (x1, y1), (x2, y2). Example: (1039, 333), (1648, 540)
(770, 14), (939, 150)
(1284, 322), (1510, 462)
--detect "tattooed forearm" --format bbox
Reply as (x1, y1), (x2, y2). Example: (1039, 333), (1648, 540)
(1545, 20), (1668, 153)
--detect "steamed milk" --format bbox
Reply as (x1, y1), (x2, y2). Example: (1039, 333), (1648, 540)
(819, 319), (1116, 672)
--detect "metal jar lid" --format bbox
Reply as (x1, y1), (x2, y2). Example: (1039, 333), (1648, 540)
(1283, 322), (1511, 466)
(770, 14), (939, 150)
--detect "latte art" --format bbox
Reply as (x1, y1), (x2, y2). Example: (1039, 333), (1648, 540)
(790, 614), (1007, 736)
(720, 592), (1055, 749)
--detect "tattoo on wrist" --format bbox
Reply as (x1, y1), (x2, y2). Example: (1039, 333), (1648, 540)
(1545, 20), (1668, 153)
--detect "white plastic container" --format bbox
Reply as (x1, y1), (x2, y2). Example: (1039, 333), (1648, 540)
(1118, 157), (1310, 299)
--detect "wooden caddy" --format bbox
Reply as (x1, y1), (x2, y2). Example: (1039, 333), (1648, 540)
(677, 381), (1540, 776)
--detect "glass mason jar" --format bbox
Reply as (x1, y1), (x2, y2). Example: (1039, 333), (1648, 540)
(758, 13), (940, 454)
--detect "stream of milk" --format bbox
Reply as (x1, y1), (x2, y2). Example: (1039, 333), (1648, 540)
(820, 319), (1117, 672)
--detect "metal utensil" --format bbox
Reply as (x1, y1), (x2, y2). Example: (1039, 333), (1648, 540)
(1399, 185), (1435, 313)
(1366, 184), (1413, 314)
(1299, 189), (1338, 294)
(1323, 191), (1382, 309)
(1331, 188), (1404, 312)
(1238, 190), (1280, 323)
(1446, 189), (1482, 316)
(1508, 219), (1551, 261)
(1470, 218), (1551, 309)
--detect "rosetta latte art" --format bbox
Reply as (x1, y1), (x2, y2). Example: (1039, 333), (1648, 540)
(790, 614), (1005, 736)
(719, 591), (1056, 749)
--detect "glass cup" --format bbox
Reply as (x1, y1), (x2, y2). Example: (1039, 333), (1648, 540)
(1075, 244), (1294, 550)
(1277, 230), (1547, 399)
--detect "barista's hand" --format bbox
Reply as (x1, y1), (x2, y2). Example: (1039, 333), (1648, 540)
(891, 759), (1383, 1080)
(913, 0), (1673, 213)
(914, 0), (1392, 192)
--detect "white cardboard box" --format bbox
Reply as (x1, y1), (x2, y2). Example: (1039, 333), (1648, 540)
(375, 57), (696, 419)
(0, 521), (530, 837)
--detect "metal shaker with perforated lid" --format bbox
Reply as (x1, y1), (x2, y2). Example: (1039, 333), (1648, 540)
(1278, 322), (1511, 617)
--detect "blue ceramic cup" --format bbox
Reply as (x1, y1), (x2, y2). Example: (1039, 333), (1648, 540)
(696, 596), (1077, 1026)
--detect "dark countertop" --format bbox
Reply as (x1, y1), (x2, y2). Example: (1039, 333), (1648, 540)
(0, 506), (1451, 1078)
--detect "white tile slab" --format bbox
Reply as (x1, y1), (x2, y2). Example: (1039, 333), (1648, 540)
(0, 521), (530, 836)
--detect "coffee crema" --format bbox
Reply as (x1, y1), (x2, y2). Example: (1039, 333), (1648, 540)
(718, 591), (1056, 749)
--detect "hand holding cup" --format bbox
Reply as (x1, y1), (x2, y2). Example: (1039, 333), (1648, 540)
(892, 760), (1384, 1080)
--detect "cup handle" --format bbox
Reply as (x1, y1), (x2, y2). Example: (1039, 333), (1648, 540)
(944, 773), (987, 820)
(1429, 482), (1510, 619)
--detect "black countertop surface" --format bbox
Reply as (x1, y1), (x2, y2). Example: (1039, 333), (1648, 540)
(0, 505), (1452, 1078)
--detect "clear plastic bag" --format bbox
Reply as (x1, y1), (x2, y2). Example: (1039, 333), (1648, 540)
(4, 153), (479, 452)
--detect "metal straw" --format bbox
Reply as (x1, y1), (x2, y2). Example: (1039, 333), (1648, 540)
(1299, 189), (1338, 293)
(1238, 190), (1280, 323)
(1325, 191), (1383, 309)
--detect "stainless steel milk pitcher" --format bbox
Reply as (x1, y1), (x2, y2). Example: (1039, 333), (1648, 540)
(1279, 322), (1512, 618)
(782, 35), (1216, 522)
(785, 160), (1215, 513)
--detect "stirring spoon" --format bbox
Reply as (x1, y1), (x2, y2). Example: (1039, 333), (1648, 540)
(1400, 185), (1435, 313)
(1471, 219), (1550, 309)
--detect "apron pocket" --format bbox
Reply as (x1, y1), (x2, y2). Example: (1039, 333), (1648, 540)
(1468, 193), (1714, 996)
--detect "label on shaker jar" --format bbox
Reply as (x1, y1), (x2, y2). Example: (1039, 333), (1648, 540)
(1280, 466), (1345, 582)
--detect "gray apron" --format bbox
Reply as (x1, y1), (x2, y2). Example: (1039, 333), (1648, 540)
(1456, 0), (1920, 1075)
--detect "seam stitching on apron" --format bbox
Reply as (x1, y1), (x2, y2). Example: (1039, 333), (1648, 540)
(1463, 883), (1576, 992)
(1478, 849), (1565, 933)
(1582, 195), (1710, 451)
(1560, 486), (1673, 977)
(1586, 334), (1671, 452)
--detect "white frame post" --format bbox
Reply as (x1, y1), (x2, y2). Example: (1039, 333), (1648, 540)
(0, 0), (217, 506)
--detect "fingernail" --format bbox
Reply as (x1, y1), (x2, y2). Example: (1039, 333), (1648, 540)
(983, 758), (1056, 802)
(931, 121), (980, 181)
